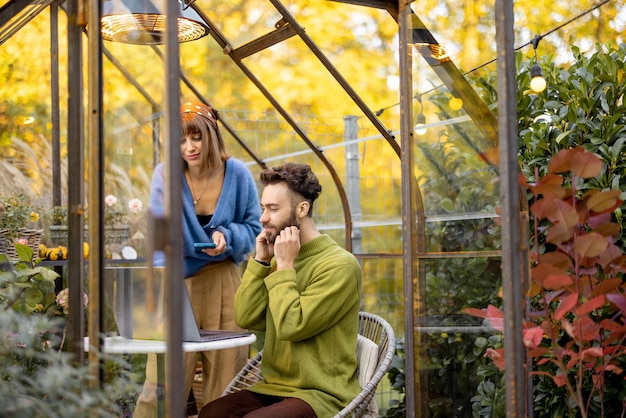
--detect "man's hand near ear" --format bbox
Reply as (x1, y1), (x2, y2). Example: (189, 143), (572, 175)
(274, 226), (300, 271)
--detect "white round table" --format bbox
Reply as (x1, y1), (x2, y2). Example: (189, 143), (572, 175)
(84, 333), (256, 354)
(84, 333), (256, 417)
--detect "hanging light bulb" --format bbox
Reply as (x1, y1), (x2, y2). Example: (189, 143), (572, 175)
(449, 96), (463, 111)
(529, 35), (546, 93)
(414, 112), (427, 136)
(530, 63), (546, 93)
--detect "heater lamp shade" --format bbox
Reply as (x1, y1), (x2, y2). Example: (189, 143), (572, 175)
(101, 0), (209, 44)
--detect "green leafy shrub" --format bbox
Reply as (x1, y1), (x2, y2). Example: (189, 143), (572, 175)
(383, 337), (406, 417)
(0, 244), (60, 316)
(457, 43), (626, 417)
(467, 148), (626, 418)
(0, 258), (141, 417)
(0, 307), (141, 417)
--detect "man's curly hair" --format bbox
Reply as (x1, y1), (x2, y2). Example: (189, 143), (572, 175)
(260, 163), (322, 216)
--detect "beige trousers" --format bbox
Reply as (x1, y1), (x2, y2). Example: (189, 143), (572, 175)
(133, 261), (249, 418)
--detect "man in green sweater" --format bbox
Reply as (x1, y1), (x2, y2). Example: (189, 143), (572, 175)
(199, 162), (363, 418)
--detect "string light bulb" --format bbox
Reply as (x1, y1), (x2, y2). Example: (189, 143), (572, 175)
(530, 63), (546, 93)
(529, 35), (546, 93)
(449, 96), (463, 111)
(414, 113), (427, 136)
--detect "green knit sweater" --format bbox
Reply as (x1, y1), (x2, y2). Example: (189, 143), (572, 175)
(235, 234), (363, 417)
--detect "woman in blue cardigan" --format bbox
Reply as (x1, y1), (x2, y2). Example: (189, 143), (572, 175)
(133, 102), (262, 417)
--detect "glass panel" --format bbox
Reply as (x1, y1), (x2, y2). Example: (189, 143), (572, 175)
(408, 2), (504, 416)
(104, 265), (165, 340)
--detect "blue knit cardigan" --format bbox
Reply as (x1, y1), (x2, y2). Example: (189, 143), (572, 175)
(149, 158), (262, 278)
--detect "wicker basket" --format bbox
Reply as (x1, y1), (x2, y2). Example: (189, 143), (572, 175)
(0, 228), (43, 261)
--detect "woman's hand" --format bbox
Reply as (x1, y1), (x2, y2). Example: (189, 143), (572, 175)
(203, 231), (226, 256)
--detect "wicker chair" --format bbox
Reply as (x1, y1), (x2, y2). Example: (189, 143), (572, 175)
(222, 311), (396, 418)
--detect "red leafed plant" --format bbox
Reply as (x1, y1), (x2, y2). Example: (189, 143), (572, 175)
(465, 147), (626, 418)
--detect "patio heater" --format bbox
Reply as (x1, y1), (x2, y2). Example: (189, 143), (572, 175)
(100, 0), (209, 44)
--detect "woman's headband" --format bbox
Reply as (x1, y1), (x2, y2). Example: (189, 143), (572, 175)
(180, 102), (217, 121)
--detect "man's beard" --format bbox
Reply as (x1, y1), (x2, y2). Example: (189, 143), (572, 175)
(265, 210), (300, 244)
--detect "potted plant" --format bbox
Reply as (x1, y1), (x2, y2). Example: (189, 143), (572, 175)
(47, 205), (69, 247)
(106, 195), (147, 253)
(50, 205), (68, 226)
(0, 193), (42, 261)
(45, 195), (143, 257)
(103, 194), (131, 246)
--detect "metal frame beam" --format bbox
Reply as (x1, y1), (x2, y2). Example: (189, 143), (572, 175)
(328, 0), (398, 15)
(495, 0), (526, 417)
(192, 2), (357, 250)
(0, 0), (58, 45)
(231, 20), (297, 60)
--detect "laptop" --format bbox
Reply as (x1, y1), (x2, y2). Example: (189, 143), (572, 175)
(110, 266), (251, 342)
(180, 281), (252, 343)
